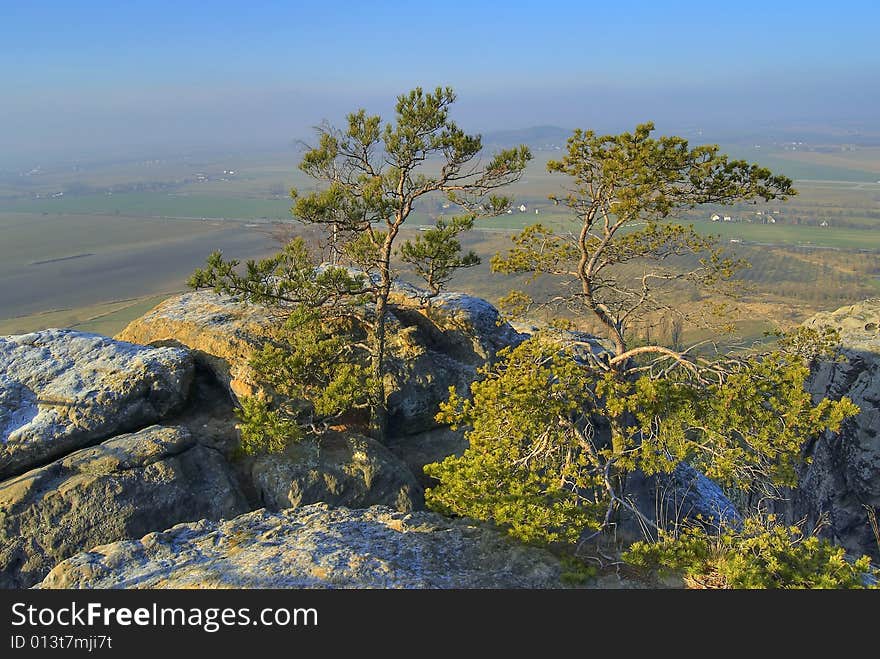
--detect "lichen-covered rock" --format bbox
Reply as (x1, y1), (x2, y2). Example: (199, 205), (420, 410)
(390, 283), (526, 362)
(432, 291), (526, 357)
(788, 299), (880, 559)
(38, 504), (567, 589)
(804, 300), (880, 345)
(249, 432), (423, 512)
(116, 290), (274, 402)
(0, 330), (193, 480)
(385, 288), (524, 434)
(509, 322), (614, 364)
(0, 425), (247, 588)
(384, 326), (480, 436)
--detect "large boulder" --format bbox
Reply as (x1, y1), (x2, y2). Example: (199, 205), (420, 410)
(390, 283), (525, 362)
(116, 290), (274, 402)
(788, 299), (880, 559)
(384, 321), (481, 436)
(248, 432), (423, 512)
(38, 503), (567, 589)
(0, 330), (193, 480)
(385, 287), (524, 435)
(0, 425), (247, 588)
(118, 285), (525, 436)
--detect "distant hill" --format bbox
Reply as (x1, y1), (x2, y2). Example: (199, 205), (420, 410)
(480, 126), (570, 150)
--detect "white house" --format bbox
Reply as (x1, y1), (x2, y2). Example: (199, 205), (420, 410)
(519, 204), (527, 212)
(711, 214), (721, 222)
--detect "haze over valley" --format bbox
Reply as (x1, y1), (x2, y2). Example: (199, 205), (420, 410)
(2, 131), (879, 346)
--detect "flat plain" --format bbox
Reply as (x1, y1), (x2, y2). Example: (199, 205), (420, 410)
(2, 143), (878, 345)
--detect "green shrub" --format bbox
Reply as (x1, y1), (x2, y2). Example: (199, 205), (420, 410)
(625, 516), (878, 589)
(234, 397), (302, 456)
(425, 334), (857, 550)
(424, 339), (606, 546)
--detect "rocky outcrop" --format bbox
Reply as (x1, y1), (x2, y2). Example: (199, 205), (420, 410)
(790, 299), (880, 560)
(0, 425), (247, 588)
(0, 288), (559, 590)
(38, 503), (567, 589)
(390, 284), (525, 361)
(116, 290), (274, 402)
(249, 432), (423, 512)
(384, 323), (482, 436)
(510, 323), (614, 365)
(0, 330), (192, 480)
(118, 285), (525, 436)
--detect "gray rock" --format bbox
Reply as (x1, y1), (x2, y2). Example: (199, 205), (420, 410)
(622, 463), (741, 542)
(0, 330), (193, 480)
(38, 504), (567, 589)
(391, 283), (527, 365)
(509, 322), (614, 365)
(249, 432), (423, 512)
(383, 292), (525, 434)
(0, 425), (247, 588)
(652, 463), (741, 528)
(787, 299), (880, 560)
(386, 427), (469, 488)
(385, 342), (478, 436)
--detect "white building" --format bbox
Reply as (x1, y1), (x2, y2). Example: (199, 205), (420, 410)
(519, 204), (527, 212)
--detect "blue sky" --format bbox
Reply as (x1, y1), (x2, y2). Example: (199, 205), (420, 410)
(2, 1), (879, 163)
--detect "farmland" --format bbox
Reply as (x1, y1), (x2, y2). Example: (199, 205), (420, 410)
(1, 140), (879, 345)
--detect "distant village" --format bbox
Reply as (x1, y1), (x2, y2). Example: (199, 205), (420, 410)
(709, 210), (832, 228)
(28, 167), (239, 200)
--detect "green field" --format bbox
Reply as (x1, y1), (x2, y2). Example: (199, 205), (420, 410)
(2, 142), (879, 340)
(688, 219), (880, 250)
(0, 212), (278, 327)
(718, 152), (880, 183)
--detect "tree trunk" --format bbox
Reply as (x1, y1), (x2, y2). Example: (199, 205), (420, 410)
(368, 293), (388, 441)
(367, 232), (397, 442)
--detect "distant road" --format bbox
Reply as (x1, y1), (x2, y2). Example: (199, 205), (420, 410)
(30, 253), (94, 266)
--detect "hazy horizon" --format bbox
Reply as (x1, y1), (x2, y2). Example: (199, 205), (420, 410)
(3, 1), (879, 168)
